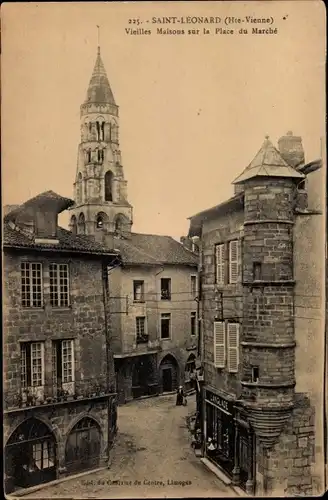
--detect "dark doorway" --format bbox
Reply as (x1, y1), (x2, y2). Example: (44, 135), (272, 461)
(159, 354), (179, 393)
(65, 418), (101, 474)
(132, 356), (155, 399)
(162, 367), (172, 392)
(5, 418), (56, 493)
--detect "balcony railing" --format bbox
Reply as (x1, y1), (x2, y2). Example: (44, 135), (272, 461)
(4, 378), (115, 411)
(161, 290), (171, 300)
(136, 334), (149, 345)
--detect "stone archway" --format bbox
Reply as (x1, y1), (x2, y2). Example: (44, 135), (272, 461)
(159, 354), (179, 393)
(65, 417), (101, 474)
(5, 418), (57, 493)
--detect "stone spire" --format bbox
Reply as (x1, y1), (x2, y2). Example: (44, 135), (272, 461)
(85, 46), (116, 105)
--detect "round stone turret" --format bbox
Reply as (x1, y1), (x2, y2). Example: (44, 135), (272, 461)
(233, 137), (305, 447)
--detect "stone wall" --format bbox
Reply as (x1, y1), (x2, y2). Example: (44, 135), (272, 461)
(256, 393), (318, 496)
(3, 249), (115, 402)
(201, 208), (244, 397)
(4, 396), (112, 478)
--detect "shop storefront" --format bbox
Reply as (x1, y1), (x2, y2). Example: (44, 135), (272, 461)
(204, 388), (235, 478)
(203, 389), (255, 494)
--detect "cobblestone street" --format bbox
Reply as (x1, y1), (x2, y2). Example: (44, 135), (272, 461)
(24, 394), (232, 498)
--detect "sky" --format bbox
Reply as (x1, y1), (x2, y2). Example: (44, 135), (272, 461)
(2, 1), (326, 239)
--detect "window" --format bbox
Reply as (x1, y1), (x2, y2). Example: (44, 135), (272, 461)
(136, 317), (148, 344)
(214, 321), (225, 368)
(96, 215), (104, 229)
(49, 264), (70, 307)
(253, 262), (262, 281)
(227, 323), (240, 373)
(251, 366), (259, 383)
(215, 244), (225, 285)
(52, 339), (75, 395)
(133, 280), (145, 302)
(21, 262), (43, 307)
(161, 278), (171, 300)
(33, 441), (55, 470)
(298, 179), (306, 190)
(161, 313), (171, 339)
(229, 240), (239, 284)
(104, 171), (113, 202)
(191, 275), (197, 299)
(21, 342), (45, 399)
(191, 312), (197, 336)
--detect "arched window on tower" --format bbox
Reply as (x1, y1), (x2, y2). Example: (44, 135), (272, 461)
(97, 149), (104, 163)
(96, 214), (104, 229)
(87, 149), (91, 163)
(111, 125), (118, 143)
(114, 214), (127, 234)
(101, 122), (105, 141)
(104, 171), (114, 202)
(70, 215), (77, 235)
(96, 122), (100, 141)
(76, 173), (83, 204)
(78, 213), (86, 235)
(95, 212), (108, 230)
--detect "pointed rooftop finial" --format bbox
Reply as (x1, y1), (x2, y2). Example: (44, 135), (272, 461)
(97, 25), (100, 54)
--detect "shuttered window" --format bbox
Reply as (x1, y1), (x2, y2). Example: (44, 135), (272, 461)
(229, 240), (239, 284)
(215, 244), (225, 285)
(214, 321), (225, 368)
(227, 323), (239, 373)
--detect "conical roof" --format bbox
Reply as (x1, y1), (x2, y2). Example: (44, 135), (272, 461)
(233, 136), (305, 184)
(84, 47), (116, 105)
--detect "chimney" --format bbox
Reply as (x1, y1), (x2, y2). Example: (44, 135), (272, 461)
(180, 236), (192, 251)
(277, 131), (305, 169)
(35, 211), (58, 239)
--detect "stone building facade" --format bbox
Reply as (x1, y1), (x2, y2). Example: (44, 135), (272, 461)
(3, 191), (118, 494)
(188, 133), (325, 496)
(67, 46), (199, 404)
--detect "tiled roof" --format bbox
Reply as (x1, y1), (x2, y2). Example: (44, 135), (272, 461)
(3, 223), (119, 257)
(85, 47), (116, 105)
(188, 193), (244, 238)
(233, 137), (305, 184)
(4, 191), (74, 222)
(114, 232), (198, 266)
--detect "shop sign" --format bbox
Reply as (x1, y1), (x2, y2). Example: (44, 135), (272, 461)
(206, 390), (233, 414)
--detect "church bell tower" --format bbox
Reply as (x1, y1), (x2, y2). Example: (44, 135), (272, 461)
(69, 46), (133, 237)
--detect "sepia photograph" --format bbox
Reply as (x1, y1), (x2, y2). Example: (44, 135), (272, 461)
(1, 1), (327, 498)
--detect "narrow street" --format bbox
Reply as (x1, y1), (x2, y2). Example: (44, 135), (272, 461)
(24, 394), (232, 498)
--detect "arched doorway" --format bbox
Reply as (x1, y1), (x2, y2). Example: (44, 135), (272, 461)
(65, 417), (101, 474)
(132, 356), (156, 399)
(185, 354), (196, 392)
(159, 354), (179, 393)
(5, 418), (56, 493)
